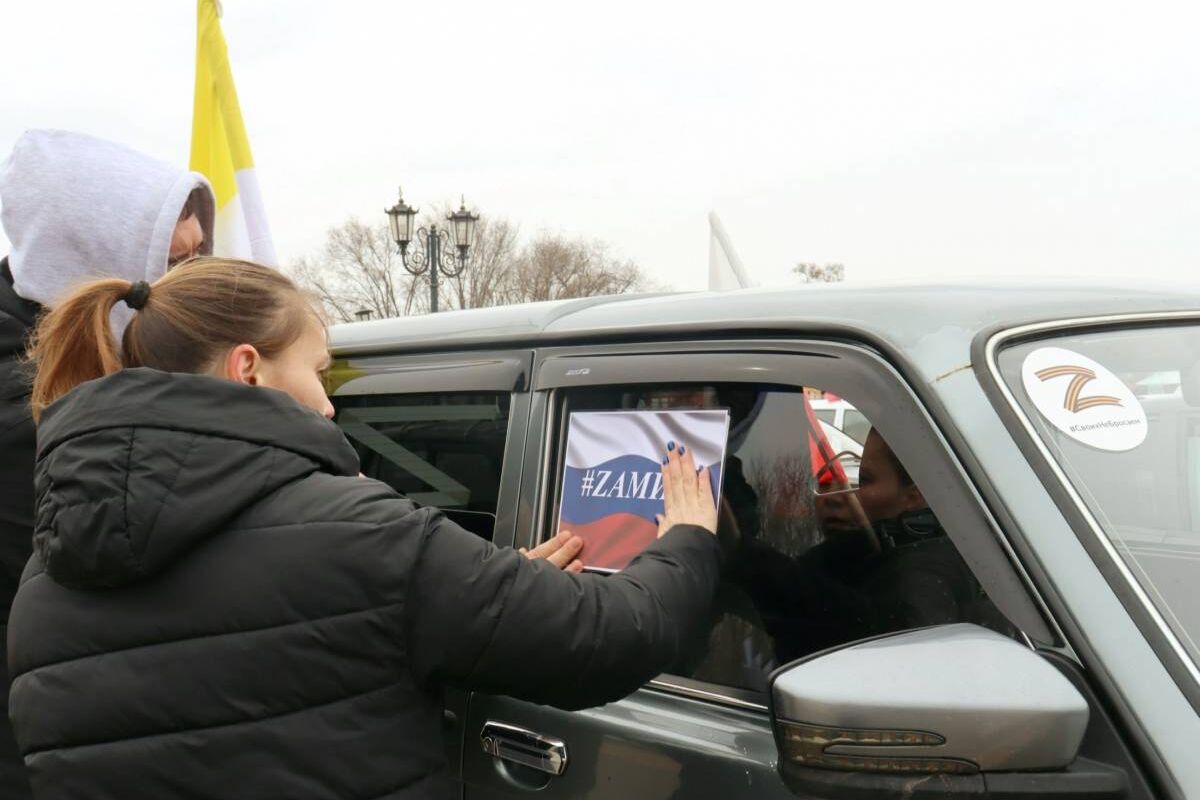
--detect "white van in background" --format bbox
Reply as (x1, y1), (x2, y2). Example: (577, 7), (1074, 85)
(809, 397), (871, 445)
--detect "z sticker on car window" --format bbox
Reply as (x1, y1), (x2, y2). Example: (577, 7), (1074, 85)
(1021, 346), (1147, 452)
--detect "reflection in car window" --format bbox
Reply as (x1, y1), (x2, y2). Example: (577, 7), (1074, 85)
(999, 326), (1200, 670)
(555, 383), (1012, 696)
(843, 409), (871, 444)
(333, 392), (510, 540)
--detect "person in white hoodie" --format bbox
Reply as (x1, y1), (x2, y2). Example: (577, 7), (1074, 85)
(0, 129), (215, 799)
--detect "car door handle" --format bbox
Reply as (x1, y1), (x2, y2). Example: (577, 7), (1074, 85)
(480, 721), (568, 776)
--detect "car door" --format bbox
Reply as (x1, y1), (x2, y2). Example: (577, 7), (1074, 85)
(462, 338), (1053, 799)
(326, 348), (534, 796)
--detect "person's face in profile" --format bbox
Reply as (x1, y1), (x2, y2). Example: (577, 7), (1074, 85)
(218, 315), (335, 420)
(855, 430), (926, 523)
(258, 316), (335, 420)
(815, 429), (928, 538)
(168, 213), (205, 267)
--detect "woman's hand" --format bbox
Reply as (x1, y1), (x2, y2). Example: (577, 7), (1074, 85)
(520, 530), (585, 573)
(655, 442), (718, 537)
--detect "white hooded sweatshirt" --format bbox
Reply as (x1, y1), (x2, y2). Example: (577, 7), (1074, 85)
(0, 129), (215, 335)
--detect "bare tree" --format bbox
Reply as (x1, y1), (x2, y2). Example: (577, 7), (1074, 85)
(501, 234), (646, 304)
(291, 213), (652, 319)
(289, 219), (420, 322)
(794, 262), (845, 283)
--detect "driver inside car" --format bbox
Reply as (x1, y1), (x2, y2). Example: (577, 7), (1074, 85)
(732, 427), (1000, 664)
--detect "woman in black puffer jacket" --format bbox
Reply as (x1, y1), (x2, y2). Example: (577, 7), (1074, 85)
(7, 258), (721, 800)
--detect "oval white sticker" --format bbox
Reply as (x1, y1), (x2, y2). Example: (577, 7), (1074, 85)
(1020, 346), (1148, 452)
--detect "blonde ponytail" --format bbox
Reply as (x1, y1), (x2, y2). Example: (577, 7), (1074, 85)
(28, 279), (130, 421)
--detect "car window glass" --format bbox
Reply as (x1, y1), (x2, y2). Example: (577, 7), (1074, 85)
(552, 383), (1014, 697)
(333, 391), (511, 540)
(998, 325), (1200, 669)
(843, 409), (871, 444)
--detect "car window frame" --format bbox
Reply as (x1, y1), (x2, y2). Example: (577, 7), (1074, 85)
(979, 312), (1200, 715)
(520, 337), (1051, 709)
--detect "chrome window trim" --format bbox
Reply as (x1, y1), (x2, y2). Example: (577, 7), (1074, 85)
(647, 677), (769, 713)
(984, 310), (1200, 691)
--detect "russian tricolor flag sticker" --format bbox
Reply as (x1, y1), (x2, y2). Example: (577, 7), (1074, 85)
(557, 409), (730, 571)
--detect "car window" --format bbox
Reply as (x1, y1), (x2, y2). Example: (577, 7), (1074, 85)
(998, 325), (1200, 672)
(550, 382), (1013, 698)
(843, 408), (871, 444)
(333, 391), (511, 540)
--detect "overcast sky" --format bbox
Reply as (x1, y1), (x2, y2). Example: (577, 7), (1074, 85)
(3, 1), (1198, 290)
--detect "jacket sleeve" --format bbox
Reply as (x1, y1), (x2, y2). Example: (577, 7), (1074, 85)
(0, 375), (36, 618)
(403, 511), (723, 710)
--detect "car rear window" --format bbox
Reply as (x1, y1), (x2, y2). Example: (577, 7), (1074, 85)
(333, 391), (511, 540)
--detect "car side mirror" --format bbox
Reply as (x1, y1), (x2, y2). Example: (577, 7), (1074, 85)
(770, 624), (1128, 799)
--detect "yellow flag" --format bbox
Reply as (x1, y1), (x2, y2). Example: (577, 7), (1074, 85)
(190, 0), (276, 264)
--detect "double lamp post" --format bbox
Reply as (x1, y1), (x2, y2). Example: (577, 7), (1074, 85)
(384, 188), (480, 314)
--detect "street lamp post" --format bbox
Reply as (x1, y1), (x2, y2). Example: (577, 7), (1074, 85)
(384, 187), (480, 313)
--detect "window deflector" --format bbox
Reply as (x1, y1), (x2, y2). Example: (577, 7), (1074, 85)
(330, 350), (532, 396)
(531, 342), (1052, 646)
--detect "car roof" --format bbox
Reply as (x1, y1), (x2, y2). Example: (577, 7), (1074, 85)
(330, 279), (1199, 376)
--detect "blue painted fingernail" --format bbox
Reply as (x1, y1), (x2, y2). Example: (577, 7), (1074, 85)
(662, 457), (669, 465)
(679, 445), (686, 455)
(667, 441), (675, 451)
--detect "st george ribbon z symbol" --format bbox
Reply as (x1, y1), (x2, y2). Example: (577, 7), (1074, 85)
(1034, 365), (1123, 413)
(1020, 346), (1147, 452)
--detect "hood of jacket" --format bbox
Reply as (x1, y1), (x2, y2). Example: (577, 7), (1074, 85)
(0, 129), (215, 337)
(33, 368), (358, 589)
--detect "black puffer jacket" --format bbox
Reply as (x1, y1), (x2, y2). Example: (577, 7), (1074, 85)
(7, 368), (721, 800)
(0, 257), (38, 799)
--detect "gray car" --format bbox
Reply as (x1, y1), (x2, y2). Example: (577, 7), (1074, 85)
(328, 281), (1200, 800)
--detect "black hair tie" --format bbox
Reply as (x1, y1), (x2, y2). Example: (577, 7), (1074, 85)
(124, 281), (151, 311)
